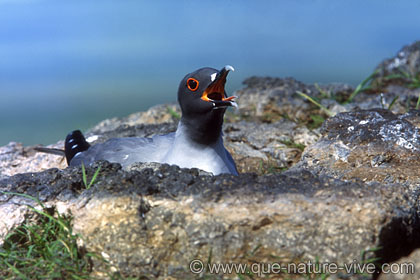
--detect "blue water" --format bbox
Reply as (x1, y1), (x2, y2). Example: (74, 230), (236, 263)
(1, 0), (420, 146)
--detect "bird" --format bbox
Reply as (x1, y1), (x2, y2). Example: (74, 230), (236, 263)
(63, 66), (238, 175)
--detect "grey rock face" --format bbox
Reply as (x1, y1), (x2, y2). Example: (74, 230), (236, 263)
(295, 109), (420, 190)
(366, 40), (420, 115)
(372, 40), (420, 89)
(1, 160), (418, 279)
(235, 76), (354, 124)
(225, 120), (318, 173)
(0, 142), (67, 178)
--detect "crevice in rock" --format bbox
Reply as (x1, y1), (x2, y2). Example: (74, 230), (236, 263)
(374, 214), (420, 279)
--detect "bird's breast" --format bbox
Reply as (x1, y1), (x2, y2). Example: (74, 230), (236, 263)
(162, 138), (230, 175)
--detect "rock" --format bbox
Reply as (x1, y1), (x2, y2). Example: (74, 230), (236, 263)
(350, 88), (417, 115)
(0, 159), (419, 279)
(90, 103), (181, 134)
(365, 40), (420, 114)
(294, 108), (420, 191)
(126, 161), (213, 176)
(224, 120), (319, 173)
(378, 248), (420, 280)
(234, 76), (354, 124)
(236, 75), (420, 121)
(0, 142), (67, 178)
(372, 40), (420, 89)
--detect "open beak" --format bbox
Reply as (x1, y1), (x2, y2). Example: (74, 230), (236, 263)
(201, 65), (237, 108)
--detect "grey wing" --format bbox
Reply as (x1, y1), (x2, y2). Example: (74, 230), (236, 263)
(225, 148), (239, 175)
(70, 133), (175, 167)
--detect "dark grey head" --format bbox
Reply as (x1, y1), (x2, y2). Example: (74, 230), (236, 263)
(177, 66), (237, 145)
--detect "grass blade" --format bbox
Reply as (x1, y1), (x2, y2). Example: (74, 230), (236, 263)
(314, 83), (330, 98)
(397, 68), (411, 79)
(5, 261), (28, 280)
(0, 192), (106, 279)
(361, 246), (382, 264)
(88, 165), (101, 189)
(388, 96), (399, 110)
(383, 73), (406, 80)
(345, 69), (378, 103)
(81, 163), (88, 188)
(1, 191), (45, 209)
(27, 205), (69, 232)
(58, 239), (73, 260)
(296, 91), (334, 117)
(167, 106), (181, 120)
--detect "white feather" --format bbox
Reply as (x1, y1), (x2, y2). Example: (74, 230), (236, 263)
(210, 72), (217, 82)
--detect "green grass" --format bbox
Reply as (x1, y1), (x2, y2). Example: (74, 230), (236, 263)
(0, 191), (142, 280)
(81, 163), (101, 190)
(314, 83), (331, 99)
(378, 93), (399, 111)
(359, 246), (382, 276)
(296, 91), (334, 117)
(296, 68), (420, 130)
(280, 139), (306, 152)
(258, 160), (288, 175)
(308, 115), (326, 129)
(295, 90), (330, 129)
(387, 96), (399, 110)
(383, 69), (420, 89)
(0, 192), (98, 279)
(344, 69), (378, 104)
(296, 70), (378, 122)
(166, 106), (181, 120)
(382, 69), (420, 110)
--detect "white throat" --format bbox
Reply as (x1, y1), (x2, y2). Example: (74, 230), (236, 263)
(162, 122), (233, 175)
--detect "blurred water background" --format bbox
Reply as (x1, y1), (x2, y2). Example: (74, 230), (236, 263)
(1, 0), (420, 146)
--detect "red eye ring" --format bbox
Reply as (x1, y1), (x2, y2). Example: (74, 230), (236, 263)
(187, 78), (199, 91)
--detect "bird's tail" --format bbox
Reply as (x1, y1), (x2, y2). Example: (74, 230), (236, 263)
(34, 147), (66, 156)
(64, 130), (90, 165)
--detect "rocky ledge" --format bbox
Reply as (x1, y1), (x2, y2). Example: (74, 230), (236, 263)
(1, 41), (420, 279)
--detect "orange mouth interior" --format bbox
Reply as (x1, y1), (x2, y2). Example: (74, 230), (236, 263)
(201, 71), (234, 102)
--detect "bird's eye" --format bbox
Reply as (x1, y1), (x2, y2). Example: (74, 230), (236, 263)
(187, 78), (199, 91)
